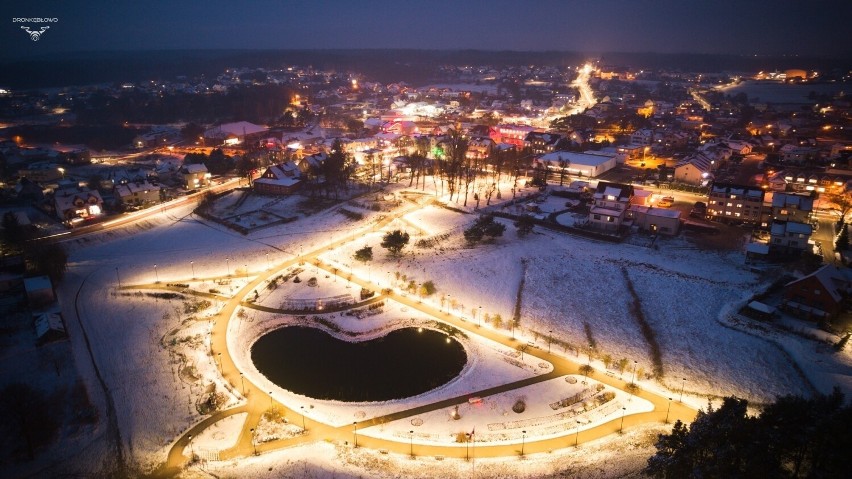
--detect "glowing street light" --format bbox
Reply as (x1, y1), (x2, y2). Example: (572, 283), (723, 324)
(619, 407), (627, 433)
(574, 420), (581, 447)
(548, 329), (552, 354)
(187, 434), (194, 458)
(250, 428), (257, 455)
(300, 405), (307, 430)
(679, 378), (686, 403)
(478, 306), (482, 327)
(217, 352), (222, 372)
(153, 264), (159, 283)
(190, 261), (195, 279)
(521, 430), (526, 456)
(239, 372), (245, 396)
(409, 430), (414, 457)
(665, 397), (672, 424)
(631, 360), (638, 385)
(353, 422), (358, 448)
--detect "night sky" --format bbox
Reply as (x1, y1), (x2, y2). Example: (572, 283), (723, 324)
(2, 0), (851, 59)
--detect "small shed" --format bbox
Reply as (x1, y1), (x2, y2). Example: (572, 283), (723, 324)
(743, 301), (776, 321)
(34, 311), (67, 344)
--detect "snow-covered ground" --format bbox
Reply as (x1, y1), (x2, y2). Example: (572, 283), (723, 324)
(34, 178), (852, 476)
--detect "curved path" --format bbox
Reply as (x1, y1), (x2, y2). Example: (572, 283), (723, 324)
(136, 194), (697, 477)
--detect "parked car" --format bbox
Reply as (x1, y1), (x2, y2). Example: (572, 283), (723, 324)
(657, 196), (674, 208)
(690, 201), (707, 217)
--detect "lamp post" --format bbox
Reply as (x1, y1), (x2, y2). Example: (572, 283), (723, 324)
(521, 430), (526, 456)
(187, 434), (194, 459)
(679, 378), (686, 403)
(216, 352), (222, 372)
(269, 391), (274, 412)
(465, 433), (470, 460)
(190, 261), (195, 279)
(153, 264), (159, 283)
(620, 407), (627, 433)
(665, 397), (672, 424)
(548, 329), (552, 354)
(478, 306), (482, 327)
(353, 422), (358, 448)
(239, 372), (245, 396)
(300, 405), (306, 430)
(250, 428), (257, 455)
(409, 430), (414, 457)
(447, 294), (451, 314)
(115, 267), (121, 288)
(631, 360), (638, 385)
(574, 420), (581, 447)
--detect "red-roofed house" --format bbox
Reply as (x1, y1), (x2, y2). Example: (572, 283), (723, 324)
(782, 264), (852, 320)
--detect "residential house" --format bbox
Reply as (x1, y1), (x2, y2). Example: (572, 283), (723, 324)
(524, 132), (563, 155)
(674, 154), (715, 185)
(782, 264), (852, 320)
(706, 182), (765, 225)
(53, 187), (104, 223)
(769, 220), (813, 254)
(181, 163), (211, 189)
(588, 181), (634, 232)
(770, 192), (814, 223)
(630, 128), (654, 146)
(115, 181), (160, 207)
(628, 206), (682, 236)
(467, 136), (494, 161)
(254, 161), (302, 195)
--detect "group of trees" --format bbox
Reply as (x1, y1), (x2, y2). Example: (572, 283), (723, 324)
(1, 213), (68, 282)
(463, 215), (506, 245)
(646, 389), (852, 478)
(184, 148), (232, 176)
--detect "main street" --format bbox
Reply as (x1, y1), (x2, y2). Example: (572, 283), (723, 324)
(128, 191), (699, 476)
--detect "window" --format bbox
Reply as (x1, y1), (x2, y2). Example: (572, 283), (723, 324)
(727, 202), (733, 207)
(607, 216), (614, 222)
(736, 204), (743, 208)
(593, 215), (600, 220)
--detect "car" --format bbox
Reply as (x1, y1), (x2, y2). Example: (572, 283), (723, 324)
(657, 196), (674, 208)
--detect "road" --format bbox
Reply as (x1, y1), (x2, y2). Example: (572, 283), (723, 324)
(118, 191), (700, 476)
(40, 177), (242, 243)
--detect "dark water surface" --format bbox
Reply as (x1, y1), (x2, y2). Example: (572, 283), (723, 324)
(251, 326), (467, 402)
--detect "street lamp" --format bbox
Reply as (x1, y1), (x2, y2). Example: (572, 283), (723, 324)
(620, 407), (627, 433)
(269, 391), (274, 412)
(190, 261), (195, 279)
(679, 378), (686, 403)
(250, 428), (257, 455)
(465, 433), (471, 460)
(153, 264), (159, 283)
(478, 306), (482, 327)
(521, 430), (526, 456)
(574, 420), (581, 447)
(631, 360), (638, 385)
(353, 422), (358, 448)
(409, 430), (414, 457)
(548, 330), (552, 354)
(665, 397), (672, 424)
(217, 352), (222, 372)
(187, 434), (194, 459)
(240, 372), (245, 396)
(300, 405), (306, 430)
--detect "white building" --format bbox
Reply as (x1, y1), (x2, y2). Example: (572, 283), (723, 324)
(537, 151), (617, 178)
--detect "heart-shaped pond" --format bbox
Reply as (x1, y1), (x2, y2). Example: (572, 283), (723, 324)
(251, 326), (467, 402)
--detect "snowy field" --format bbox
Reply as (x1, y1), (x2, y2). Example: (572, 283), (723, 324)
(40, 179), (852, 477)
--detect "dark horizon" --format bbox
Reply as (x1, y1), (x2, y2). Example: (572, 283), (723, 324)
(1, 48), (849, 91)
(3, 1), (851, 60)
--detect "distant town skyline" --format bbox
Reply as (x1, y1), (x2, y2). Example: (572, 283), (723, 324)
(2, 0), (851, 60)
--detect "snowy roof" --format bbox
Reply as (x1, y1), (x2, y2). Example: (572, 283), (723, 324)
(204, 121), (268, 138)
(785, 264), (852, 304)
(24, 275), (52, 293)
(182, 163), (208, 174)
(771, 192), (814, 211)
(115, 181), (157, 198)
(590, 206), (624, 216)
(34, 312), (65, 339)
(539, 151), (615, 168)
